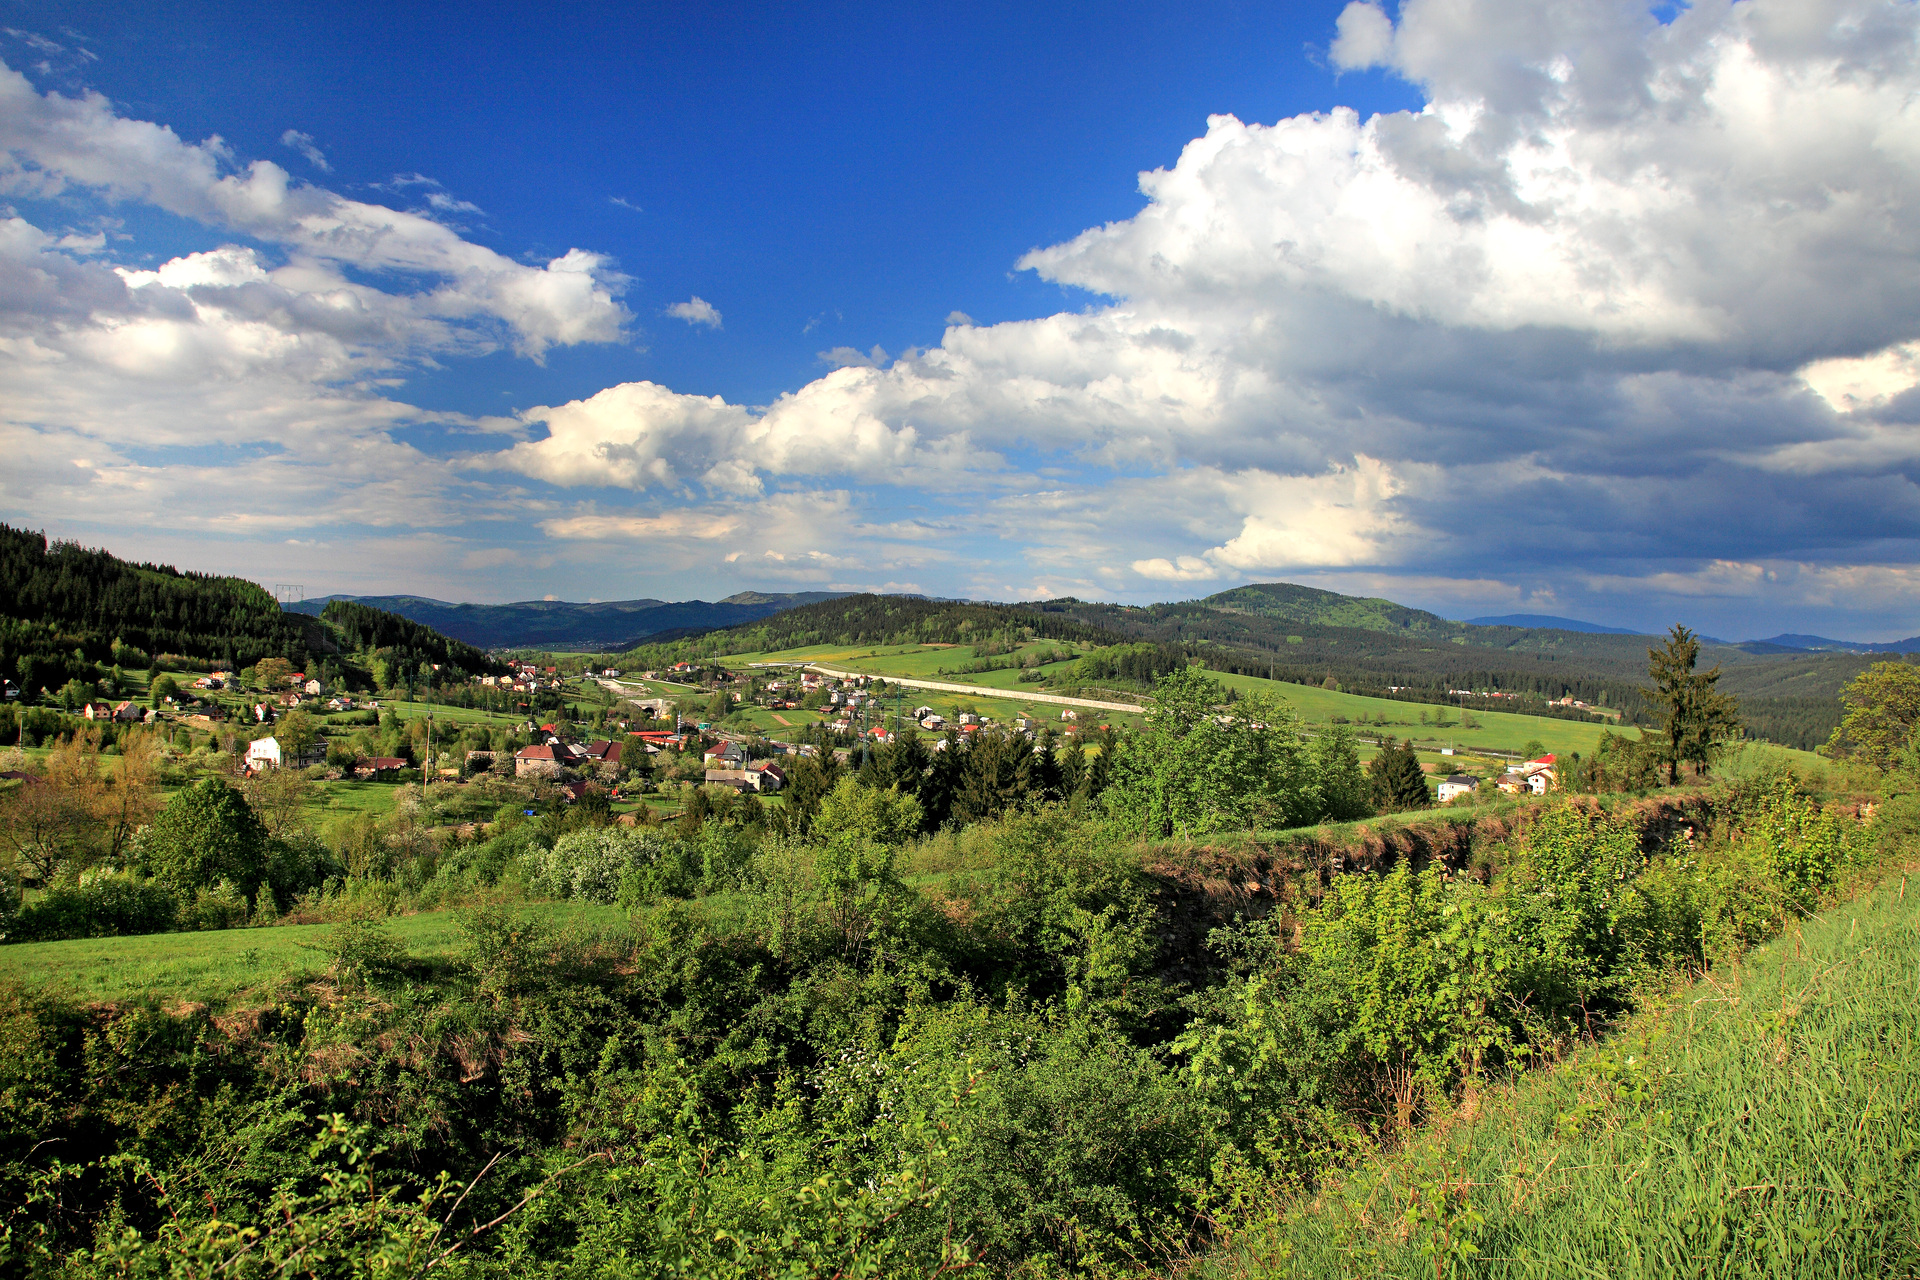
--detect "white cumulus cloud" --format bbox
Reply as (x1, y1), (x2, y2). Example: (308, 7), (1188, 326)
(666, 296), (722, 328)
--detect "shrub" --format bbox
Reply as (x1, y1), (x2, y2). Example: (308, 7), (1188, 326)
(5, 876), (177, 943)
(321, 919), (409, 986)
(532, 826), (665, 903)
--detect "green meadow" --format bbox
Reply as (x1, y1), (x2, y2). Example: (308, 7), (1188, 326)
(720, 642), (1828, 770)
(0, 900), (631, 1009)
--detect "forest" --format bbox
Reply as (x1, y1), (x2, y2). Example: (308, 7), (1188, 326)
(614, 595), (1118, 669)
(0, 525), (314, 697)
(320, 600), (505, 683)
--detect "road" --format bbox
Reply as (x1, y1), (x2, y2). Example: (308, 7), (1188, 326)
(804, 665), (1145, 718)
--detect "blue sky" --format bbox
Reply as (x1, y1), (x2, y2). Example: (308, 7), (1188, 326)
(18, 2), (1416, 413)
(7, 0), (1920, 639)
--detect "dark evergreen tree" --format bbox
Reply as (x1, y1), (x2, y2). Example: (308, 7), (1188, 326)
(1646, 625), (1741, 784)
(1366, 739), (1431, 812)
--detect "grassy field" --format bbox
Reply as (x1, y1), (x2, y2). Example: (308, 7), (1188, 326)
(722, 643), (1147, 733)
(373, 698), (525, 726)
(721, 643), (1827, 771)
(303, 778), (405, 819)
(0, 900), (631, 1009)
(1210, 872), (1920, 1278)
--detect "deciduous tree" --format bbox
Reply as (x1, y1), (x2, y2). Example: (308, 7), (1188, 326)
(141, 778), (268, 895)
(1824, 660), (1920, 772)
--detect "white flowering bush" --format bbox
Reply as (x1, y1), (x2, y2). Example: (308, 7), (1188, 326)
(530, 826), (663, 903)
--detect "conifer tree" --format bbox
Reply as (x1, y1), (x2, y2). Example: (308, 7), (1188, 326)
(1366, 738), (1431, 812)
(1646, 625), (1741, 785)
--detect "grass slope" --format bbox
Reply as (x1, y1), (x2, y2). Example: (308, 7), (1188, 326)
(1216, 874), (1920, 1279)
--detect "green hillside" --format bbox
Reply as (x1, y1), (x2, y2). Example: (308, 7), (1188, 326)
(1201, 582), (1461, 636)
(0, 523), (312, 696)
(1219, 872), (1920, 1278)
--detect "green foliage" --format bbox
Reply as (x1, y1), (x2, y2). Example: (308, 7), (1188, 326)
(1824, 658), (1920, 771)
(1104, 666), (1320, 838)
(0, 524), (305, 685)
(1737, 773), (1868, 909)
(321, 598), (503, 681)
(0, 772), (1901, 1279)
(1366, 738), (1430, 812)
(321, 918), (410, 986)
(139, 778), (269, 896)
(1310, 725), (1373, 822)
(1646, 624), (1742, 783)
(812, 776), (923, 847)
(1246, 877), (1920, 1279)
(1303, 862), (1521, 1097)
(3, 875), (177, 943)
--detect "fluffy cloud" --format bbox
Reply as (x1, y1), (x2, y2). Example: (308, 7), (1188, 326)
(666, 296), (722, 328)
(0, 62), (629, 356)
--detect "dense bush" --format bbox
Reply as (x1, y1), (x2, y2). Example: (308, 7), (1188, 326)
(3, 875), (178, 942)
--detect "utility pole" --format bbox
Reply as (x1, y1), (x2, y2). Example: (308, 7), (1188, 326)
(860, 697), (871, 770)
(423, 656), (433, 783)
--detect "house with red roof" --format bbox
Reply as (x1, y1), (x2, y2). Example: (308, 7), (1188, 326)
(515, 740), (588, 778)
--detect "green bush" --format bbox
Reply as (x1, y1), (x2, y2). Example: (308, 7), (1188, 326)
(4, 875), (177, 943)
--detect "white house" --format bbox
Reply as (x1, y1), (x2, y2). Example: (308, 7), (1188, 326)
(247, 737), (283, 770)
(1437, 775), (1478, 803)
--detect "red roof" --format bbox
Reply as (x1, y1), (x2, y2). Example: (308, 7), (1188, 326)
(1527, 754), (1556, 766)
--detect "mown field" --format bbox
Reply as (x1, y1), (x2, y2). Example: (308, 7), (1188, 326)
(1209, 871), (1920, 1279)
(0, 899), (632, 1008)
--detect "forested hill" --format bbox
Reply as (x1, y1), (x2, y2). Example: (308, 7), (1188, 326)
(0, 525), (311, 692)
(1203, 581), (1688, 662)
(1201, 582), (1464, 636)
(288, 590), (848, 651)
(319, 600), (504, 680)
(614, 594), (1124, 665)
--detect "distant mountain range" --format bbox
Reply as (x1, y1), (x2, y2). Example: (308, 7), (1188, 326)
(1465, 614), (1647, 635)
(1744, 633), (1920, 654)
(285, 591), (849, 651)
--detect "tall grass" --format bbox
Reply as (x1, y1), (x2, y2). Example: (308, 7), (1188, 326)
(1209, 875), (1920, 1279)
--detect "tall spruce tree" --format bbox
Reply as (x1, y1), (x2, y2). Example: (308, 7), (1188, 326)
(1646, 625), (1741, 785)
(1366, 738), (1431, 812)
